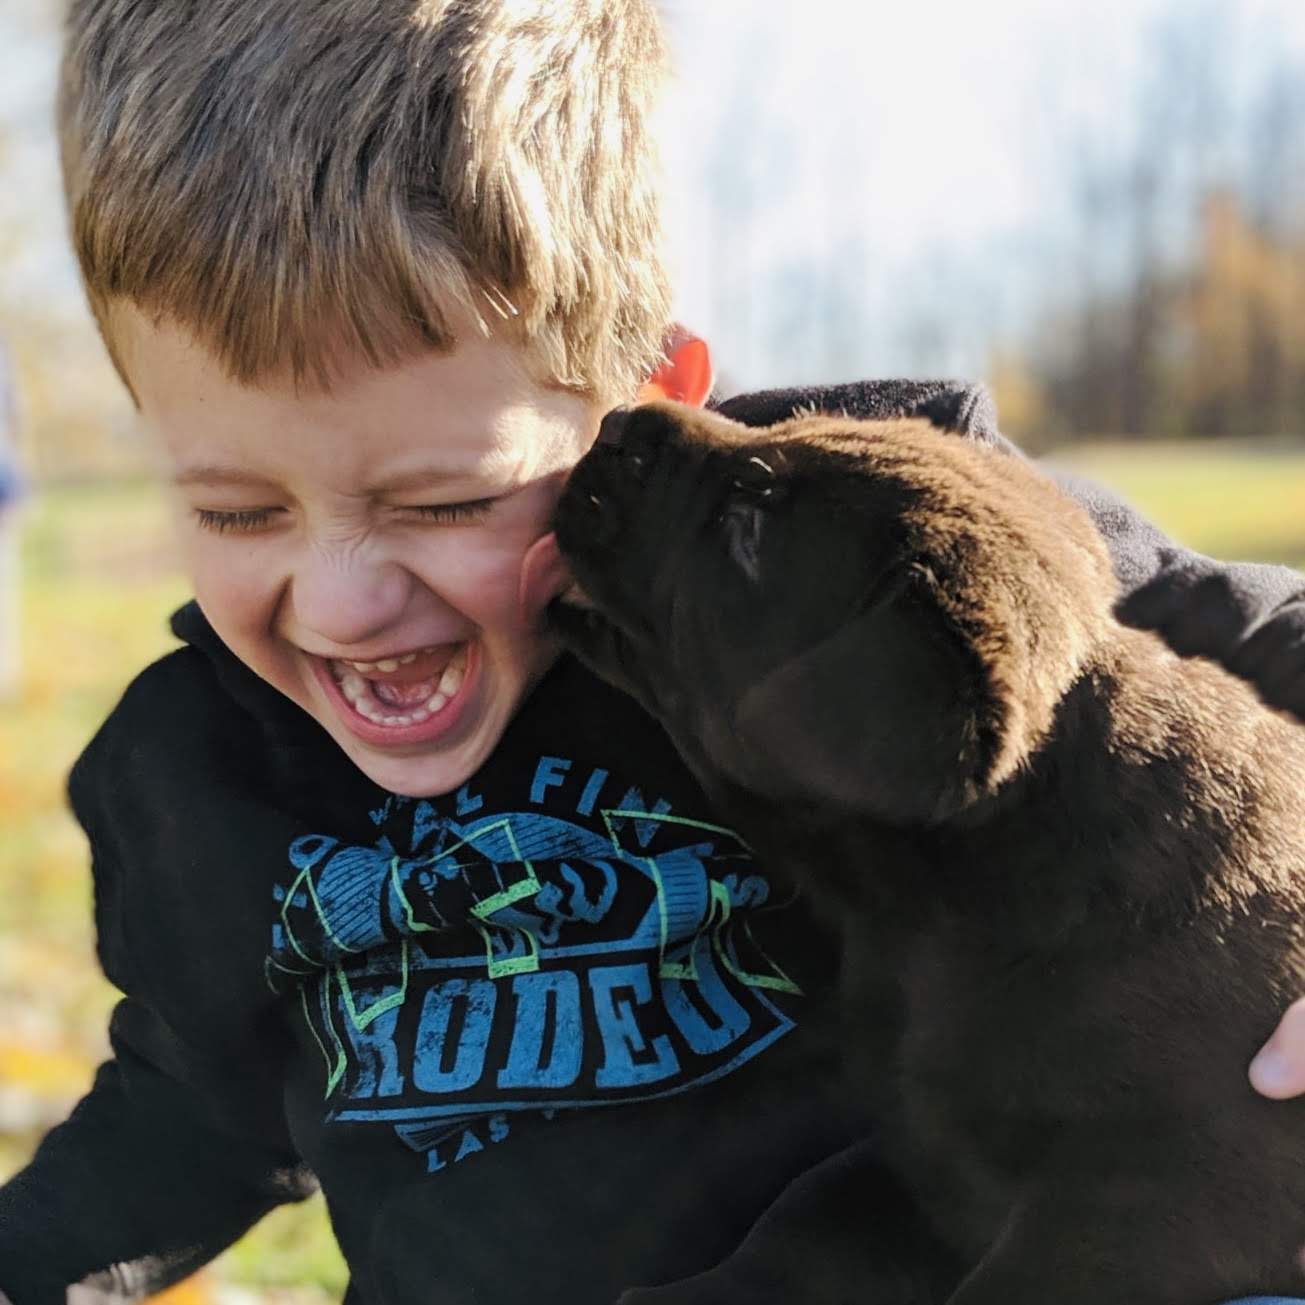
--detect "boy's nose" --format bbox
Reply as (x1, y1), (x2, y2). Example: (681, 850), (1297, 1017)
(289, 556), (418, 651)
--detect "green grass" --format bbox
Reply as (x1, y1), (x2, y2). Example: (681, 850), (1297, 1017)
(1, 443), (1302, 1301)
(1048, 439), (1305, 570)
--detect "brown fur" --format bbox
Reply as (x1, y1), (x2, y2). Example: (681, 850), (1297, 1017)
(553, 402), (1305, 1304)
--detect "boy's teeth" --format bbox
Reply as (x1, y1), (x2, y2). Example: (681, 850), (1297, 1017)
(437, 648), (466, 698)
(332, 645), (468, 726)
(344, 649), (425, 673)
(342, 645), (453, 675)
(421, 648), (467, 714)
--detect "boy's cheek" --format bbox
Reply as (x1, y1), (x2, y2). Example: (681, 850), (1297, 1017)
(185, 545), (270, 621)
(183, 548), (293, 666)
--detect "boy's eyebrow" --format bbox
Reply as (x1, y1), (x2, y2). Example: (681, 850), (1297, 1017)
(172, 462), (484, 492)
(368, 466), (468, 493)
(171, 464), (280, 490)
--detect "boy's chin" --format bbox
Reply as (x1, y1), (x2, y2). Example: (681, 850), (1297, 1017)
(333, 717), (507, 799)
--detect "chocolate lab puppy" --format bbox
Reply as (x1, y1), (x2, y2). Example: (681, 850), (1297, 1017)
(550, 402), (1305, 1304)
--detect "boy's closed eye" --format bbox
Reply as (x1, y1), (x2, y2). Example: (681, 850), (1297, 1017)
(192, 497), (500, 534)
(194, 506), (284, 534)
(403, 498), (499, 525)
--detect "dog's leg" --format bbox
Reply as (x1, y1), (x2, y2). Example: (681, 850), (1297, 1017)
(617, 1139), (960, 1305)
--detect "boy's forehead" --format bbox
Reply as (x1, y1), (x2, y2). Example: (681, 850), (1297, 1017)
(115, 305), (601, 476)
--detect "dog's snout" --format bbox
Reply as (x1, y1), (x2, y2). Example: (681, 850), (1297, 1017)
(594, 406), (661, 484)
(596, 407), (631, 449)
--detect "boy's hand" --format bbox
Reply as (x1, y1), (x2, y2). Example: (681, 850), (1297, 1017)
(1250, 1002), (1305, 1280)
(1250, 997), (1305, 1098)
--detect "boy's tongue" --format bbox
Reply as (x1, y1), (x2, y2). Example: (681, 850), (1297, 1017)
(372, 677), (439, 708)
(337, 644), (463, 703)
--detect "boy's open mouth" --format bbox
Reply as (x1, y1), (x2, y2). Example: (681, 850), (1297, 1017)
(318, 642), (474, 739)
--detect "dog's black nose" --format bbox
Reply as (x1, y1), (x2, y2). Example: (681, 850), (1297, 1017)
(596, 407), (631, 449)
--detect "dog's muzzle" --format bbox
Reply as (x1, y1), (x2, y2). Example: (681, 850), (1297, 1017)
(595, 406), (632, 449)
(561, 408), (659, 548)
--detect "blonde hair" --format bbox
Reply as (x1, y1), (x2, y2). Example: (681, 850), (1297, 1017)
(59, 0), (671, 401)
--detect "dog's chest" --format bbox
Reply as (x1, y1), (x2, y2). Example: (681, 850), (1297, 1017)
(880, 930), (1100, 1253)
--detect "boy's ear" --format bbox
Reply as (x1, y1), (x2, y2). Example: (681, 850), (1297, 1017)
(639, 325), (713, 407)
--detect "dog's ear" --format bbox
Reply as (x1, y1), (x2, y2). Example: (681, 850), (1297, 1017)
(731, 569), (993, 826)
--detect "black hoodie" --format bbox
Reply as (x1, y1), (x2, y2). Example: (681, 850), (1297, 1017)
(0, 382), (1301, 1305)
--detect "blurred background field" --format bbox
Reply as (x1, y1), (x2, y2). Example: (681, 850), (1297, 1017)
(0, 485), (348, 1300)
(1050, 440), (1305, 568)
(3, 0), (1305, 1301)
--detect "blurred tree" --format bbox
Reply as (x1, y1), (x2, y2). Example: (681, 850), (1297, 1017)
(1016, 2), (1305, 443)
(1180, 191), (1305, 438)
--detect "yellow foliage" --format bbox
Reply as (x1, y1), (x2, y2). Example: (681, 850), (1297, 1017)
(147, 1276), (215, 1305)
(988, 350), (1049, 447)
(1180, 191), (1305, 432)
(0, 1043), (93, 1098)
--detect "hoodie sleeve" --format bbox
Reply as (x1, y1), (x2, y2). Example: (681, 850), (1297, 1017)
(716, 380), (1305, 721)
(0, 651), (316, 1305)
(1053, 470), (1305, 721)
(0, 1004), (314, 1304)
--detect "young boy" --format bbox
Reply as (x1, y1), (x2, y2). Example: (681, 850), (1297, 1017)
(1, 2), (1303, 1302)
